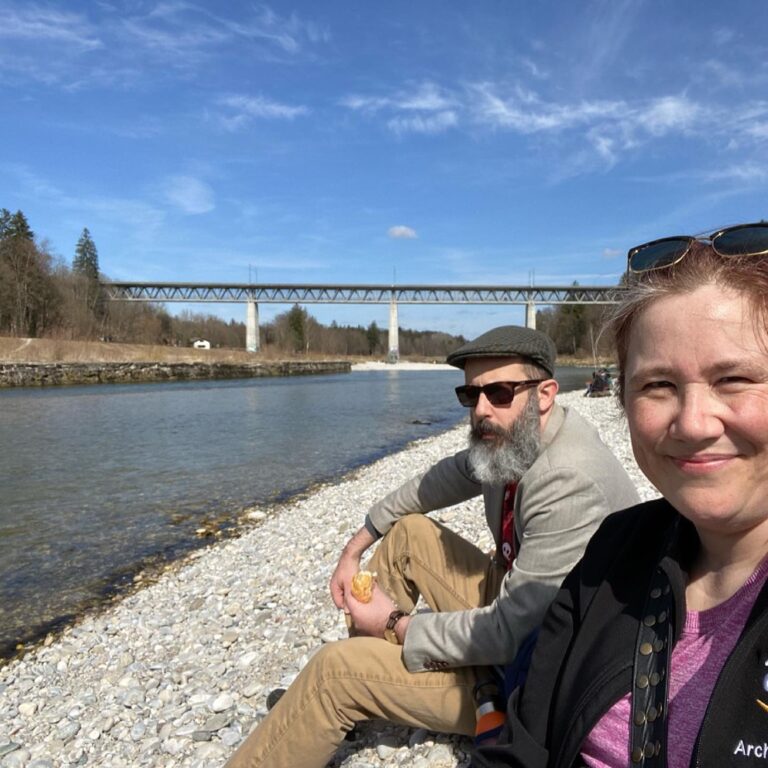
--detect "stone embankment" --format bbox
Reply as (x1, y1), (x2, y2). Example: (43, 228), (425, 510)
(0, 392), (657, 768)
(0, 361), (351, 388)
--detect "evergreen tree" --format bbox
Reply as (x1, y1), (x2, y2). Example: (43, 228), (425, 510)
(0, 209), (58, 336)
(5, 210), (34, 241)
(366, 320), (380, 355)
(287, 303), (307, 352)
(73, 228), (99, 280)
(0, 209), (12, 239)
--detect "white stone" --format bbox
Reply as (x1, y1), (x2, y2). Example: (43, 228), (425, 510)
(18, 703), (37, 717)
(210, 693), (233, 713)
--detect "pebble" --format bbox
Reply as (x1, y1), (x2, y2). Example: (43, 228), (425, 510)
(0, 393), (655, 768)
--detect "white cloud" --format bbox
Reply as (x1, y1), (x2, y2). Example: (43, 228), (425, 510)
(341, 81), (454, 114)
(163, 176), (215, 214)
(388, 111), (457, 136)
(635, 95), (699, 136)
(603, 248), (622, 259)
(341, 81), (459, 136)
(0, 3), (329, 90)
(218, 94), (309, 127)
(704, 163), (768, 183)
(713, 27), (737, 46)
(388, 225), (418, 239)
(0, 5), (102, 50)
(468, 82), (625, 133)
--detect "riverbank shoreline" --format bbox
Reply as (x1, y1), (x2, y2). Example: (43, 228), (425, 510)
(0, 392), (657, 768)
(0, 361), (351, 388)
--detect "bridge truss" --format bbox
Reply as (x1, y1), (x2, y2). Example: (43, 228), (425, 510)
(100, 281), (623, 355)
(101, 282), (622, 305)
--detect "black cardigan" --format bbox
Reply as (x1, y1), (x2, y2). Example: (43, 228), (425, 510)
(473, 499), (768, 768)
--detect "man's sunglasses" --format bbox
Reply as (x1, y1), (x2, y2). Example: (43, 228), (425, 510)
(627, 221), (768, 274)
(455, 379), (543, 408)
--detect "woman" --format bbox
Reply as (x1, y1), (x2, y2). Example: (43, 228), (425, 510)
(474, 222), (768, 768)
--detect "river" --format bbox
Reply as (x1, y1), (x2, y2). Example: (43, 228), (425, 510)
(0, 365), (591, 657)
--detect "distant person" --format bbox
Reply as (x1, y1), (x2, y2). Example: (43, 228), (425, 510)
(474, 223), (768, 768)
(584, 367), (612, 397)
(225, 325), (639, 768)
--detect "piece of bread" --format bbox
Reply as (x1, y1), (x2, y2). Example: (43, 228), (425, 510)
(350, 570), (376, 603)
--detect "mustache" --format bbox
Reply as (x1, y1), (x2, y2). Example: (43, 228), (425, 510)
(471, 419), (507, 440)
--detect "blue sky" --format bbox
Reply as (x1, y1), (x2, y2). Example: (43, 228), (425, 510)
(2, 0), (768, 337)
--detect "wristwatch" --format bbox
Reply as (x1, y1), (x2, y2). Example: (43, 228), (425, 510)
(383, 609), (409, 645)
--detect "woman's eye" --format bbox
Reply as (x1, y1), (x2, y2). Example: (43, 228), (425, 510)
(643, 380), (673, 391)
(716, 376), (752, 391)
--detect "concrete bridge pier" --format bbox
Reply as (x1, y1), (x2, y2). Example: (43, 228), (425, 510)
(387, 296), (399, 363)
(246, 300), (260, 353)
(525, 301), (537, 330)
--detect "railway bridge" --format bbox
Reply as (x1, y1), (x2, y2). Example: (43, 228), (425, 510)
(101, 281), (622, 359)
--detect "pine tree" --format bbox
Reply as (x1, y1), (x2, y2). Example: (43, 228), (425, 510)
(73, 228), (99, 280)
(287, 303), (307, 353)
(366, 320), (380, 355)
(4, 210), (34, 241)
(0, 209), (12, 239)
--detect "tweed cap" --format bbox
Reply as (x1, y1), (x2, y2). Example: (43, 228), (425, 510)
(446, 325), (557, 376)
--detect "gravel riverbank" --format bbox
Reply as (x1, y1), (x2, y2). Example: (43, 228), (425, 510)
(0, 392), (658, 768)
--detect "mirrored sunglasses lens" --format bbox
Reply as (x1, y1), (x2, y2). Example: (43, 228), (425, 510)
(629, 239), (689, 272)
(713, 225), (768, 257)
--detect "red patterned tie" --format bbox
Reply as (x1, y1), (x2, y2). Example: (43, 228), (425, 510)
(501, 482), (518, 571)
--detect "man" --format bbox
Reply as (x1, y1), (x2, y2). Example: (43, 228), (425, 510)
(225, 325), (639, 768)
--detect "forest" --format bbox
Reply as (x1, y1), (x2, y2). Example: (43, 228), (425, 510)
(0, 208), (612, 359)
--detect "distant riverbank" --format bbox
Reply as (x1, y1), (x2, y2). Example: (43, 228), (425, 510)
(0, 360), (351, 388)
(0, 336), (609, 388)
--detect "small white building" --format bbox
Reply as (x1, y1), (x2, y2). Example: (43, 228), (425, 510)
(192, 339), (211, 350)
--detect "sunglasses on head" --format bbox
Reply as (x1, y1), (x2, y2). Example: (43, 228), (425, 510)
(627, 221), (768, 274)
(455, 379), (543, 408)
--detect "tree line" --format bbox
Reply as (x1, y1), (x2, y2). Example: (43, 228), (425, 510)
(0, 209), (469, 357)
(535, 283), (616, 361)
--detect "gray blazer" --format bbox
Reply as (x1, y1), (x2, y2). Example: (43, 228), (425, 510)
(366, 404), (641, 672)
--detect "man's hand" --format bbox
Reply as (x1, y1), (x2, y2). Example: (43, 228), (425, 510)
(329, 525), (376, 609)
(345, 582), (403, 639)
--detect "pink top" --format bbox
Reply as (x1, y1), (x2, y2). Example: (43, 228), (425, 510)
(581, 557), (768, 768)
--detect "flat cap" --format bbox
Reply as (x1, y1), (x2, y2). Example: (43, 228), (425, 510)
(446, 325), (557, 376)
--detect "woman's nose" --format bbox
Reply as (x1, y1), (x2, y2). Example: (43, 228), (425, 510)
(668, 386), (725, 443)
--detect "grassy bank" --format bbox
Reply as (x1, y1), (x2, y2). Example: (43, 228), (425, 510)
(0, 336), (612, 368)
(0, 337), (353, 365)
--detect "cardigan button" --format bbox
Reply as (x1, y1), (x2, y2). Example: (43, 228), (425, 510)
(650, 587), (662, 599)
(640, 642), (653, 656)
(643, 615), (656, 627)
(636, 674), (649, 689)
(631, 747), (644, 763)
(634, 711), (646, 726)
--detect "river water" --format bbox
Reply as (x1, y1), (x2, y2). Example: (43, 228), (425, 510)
(0, 366), (591, 657)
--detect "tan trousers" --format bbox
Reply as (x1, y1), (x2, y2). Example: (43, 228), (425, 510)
(225, 515), (505, 768)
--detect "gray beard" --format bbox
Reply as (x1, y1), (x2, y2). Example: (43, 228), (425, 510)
(468, 395), (542, 485)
